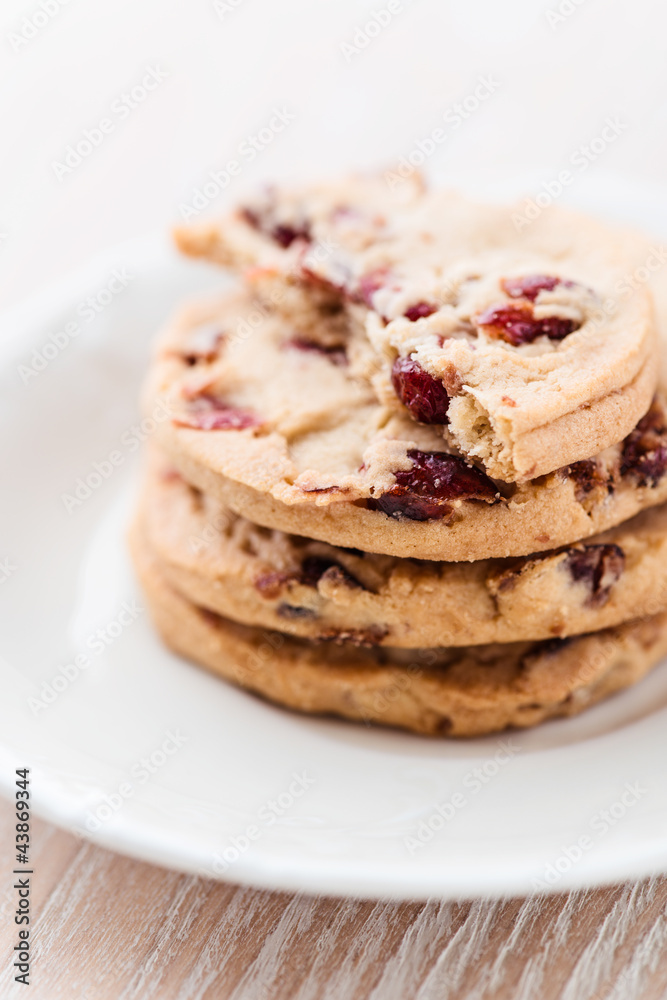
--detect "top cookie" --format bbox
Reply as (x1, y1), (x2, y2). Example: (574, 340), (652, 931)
(145, 287), (667, 562)
(175, 177), (658, 482)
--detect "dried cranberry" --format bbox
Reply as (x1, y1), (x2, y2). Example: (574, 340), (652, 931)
(391, 357), (450, 424)
(566, 544), (625, 606)
(476, 304), (576, 346)
(566, 459), (613, 504)
(255, 571), (291, 598)
(501, 275), (561, 302)
(240, 206), (261, 229)
(173, 395), (259, 431)
(284, 338), (347, 366)
(271, 223), (310, 248)
(351, 268), (390, 307)
(367, 450), (497, 521)
(299, 263), (347, 296)
(404, 301), (437, 321)
(621, 400), (667, 487)
(240, 206), (310, 248)
(299, 556), (361, 589)
(300, 556), (338, 586)
(567, 459), (601, 495)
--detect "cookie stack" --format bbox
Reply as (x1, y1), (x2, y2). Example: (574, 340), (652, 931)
(131, 177), (667, 737)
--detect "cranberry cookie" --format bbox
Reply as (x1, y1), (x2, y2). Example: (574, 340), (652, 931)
(146, 290), (667, 561)
(175, 178), (658, 482)
(139, 449), (667, 647)
(131, 521), (667, 738)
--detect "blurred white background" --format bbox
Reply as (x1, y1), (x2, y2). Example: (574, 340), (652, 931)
(1, 0), (667, 311)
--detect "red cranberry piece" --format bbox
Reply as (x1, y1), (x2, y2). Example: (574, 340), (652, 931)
(299, 262), (347, 295)
(174, 394), (259, 431)
(531, 315), (577, 340)
(404, 301), (437, 322)
(271, 223), (310, 248)
(367, 450), (497, 521)
(240, 207), (310, 248)
(284, 338), (347, 366)
(566, 544), (625, 606)
(476, 305), (576, 346)
(501, 275), (561, 302)
(391, 357), (450, 424)
(621, 400), (667, 487)
(300, 556), (340, 586)
(566, 459), (612, 504)
(300, 556), (362, 589)
(255, 571), (290, 597)
(240, 206), (260, 229)
(350, 268), (390, 308)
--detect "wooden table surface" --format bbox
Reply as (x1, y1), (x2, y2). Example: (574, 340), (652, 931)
(1, 801), (667, 999)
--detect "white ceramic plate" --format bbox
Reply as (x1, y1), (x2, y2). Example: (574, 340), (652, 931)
(3, 180), (667, 901)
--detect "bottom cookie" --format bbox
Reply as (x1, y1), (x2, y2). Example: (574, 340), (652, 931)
(130, 523), (667, 738)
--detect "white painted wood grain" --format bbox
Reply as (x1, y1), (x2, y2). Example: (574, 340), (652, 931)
(1, 801), (667, 999)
